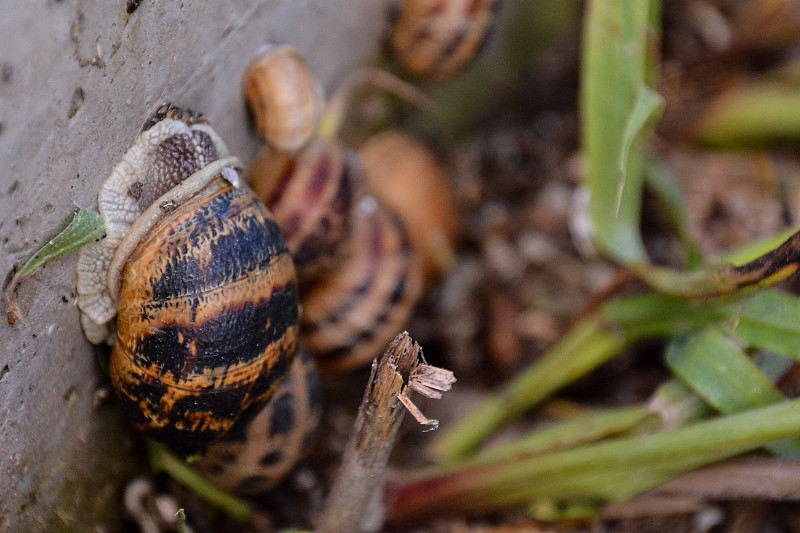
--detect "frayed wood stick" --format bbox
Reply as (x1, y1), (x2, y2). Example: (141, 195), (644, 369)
(316, 332), (445, 533)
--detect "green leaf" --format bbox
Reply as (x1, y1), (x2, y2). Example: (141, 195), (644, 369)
(617, 87), (665, 212)
(472, 406), (655, 465)
(724, 290), (800, 359)
(5, 208), (104, 321)
(696, 85), (800, 147)
(581, 0), (660, 263)
(666, 326), (800, 457)
(11, 207), (104, 280)
(666, 328), (783, 413)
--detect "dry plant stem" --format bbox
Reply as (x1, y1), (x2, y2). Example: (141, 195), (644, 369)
(316, 332), (422, 533)
(318, 66), (435, 139)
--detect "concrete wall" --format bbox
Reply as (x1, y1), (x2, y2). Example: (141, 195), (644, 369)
(0, 1), (389, 530)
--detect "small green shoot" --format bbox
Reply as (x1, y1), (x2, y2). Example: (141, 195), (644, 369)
(4, 207), (104, 323)
(146, 440), (253, 523)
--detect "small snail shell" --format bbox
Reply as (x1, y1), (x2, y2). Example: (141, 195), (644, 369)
(360, 131), (459, 280)
(390, 0), (501, 81)
(301, 199), (424, 372)
(248, 138), (360, 281)
(76, 115), (299, 455)
(198, 347), (321, 494)
(244, 45), (325, 153)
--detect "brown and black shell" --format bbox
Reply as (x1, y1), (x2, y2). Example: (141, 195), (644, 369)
(112, 177), (299, 455)
(198, 347), (322, 493)
(76, 115), (300, 456)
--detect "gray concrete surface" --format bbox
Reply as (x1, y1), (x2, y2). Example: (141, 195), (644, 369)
(0, 1), (389, 530)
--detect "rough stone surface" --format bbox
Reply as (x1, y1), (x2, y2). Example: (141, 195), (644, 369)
(0, 1), (389, 530)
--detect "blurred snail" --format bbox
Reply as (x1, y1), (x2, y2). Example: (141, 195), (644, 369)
(360, 131), (459, 280)
(249, 137), (425, 371)
(198, 347), (322, 493)
(390, 0), (501, 81)
(243, 44), (325, 154)
(244, 54), (458, 371)
(75, 105), (300, 456)
(248, 138), (358, 282)
(300, 199), (425, 372)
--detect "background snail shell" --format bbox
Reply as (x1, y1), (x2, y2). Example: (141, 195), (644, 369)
(77, 116), (299, 455)
(360, 131), (459, 280)
(300, 199), (424, 372)
(248, 138), (361, 282)
(390, 0), (501, 81)
(244, 44), (326, 153)
(198, 348), (321, 494)
(248, 137), (426, 371)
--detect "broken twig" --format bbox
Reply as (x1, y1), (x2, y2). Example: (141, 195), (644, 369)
(316, 332), (453, 533)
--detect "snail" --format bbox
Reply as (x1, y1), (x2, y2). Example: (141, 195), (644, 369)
(75, 107), (300, 456)
(198, 347), (322, 493)
(248, 137), (432, 372)
(299, 198), (425, 372)
(359, 131), (459, 280)
(243, 45), (325, 154)
(243, 53), (453, 371)
(248, 137), (358, 282)
(390, 0), (501, 81)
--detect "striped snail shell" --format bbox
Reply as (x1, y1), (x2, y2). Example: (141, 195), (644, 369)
(390, 0), (501, 81)
(248, 137), (425, 371)
(300, 196), (424, 372)
(198, 347), (321, 494)
(76, 113), (299, 455)
(244, 44), (326, 154)
(248, 138), (360, 282)
(360, 131), (459, 280)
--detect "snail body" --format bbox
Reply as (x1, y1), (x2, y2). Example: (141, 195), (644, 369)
(77, 114), (299, 455)
(390, 0), (501, 81)
(244, 45), (325, 154)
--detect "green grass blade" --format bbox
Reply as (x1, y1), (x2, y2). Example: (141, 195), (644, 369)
(147, 440), (253, 522)
(666, 326), (800, 457)
(724, 290), (800, 358)
(390, 399), (800, 522)
(696, 85), (800, 147)
(666, 328), (784, 412)
(581, 0), (660, 263)
(723, 226), (800, 267)
(617, 86), (665, 212)
(9, 207), (104, 280)
(471, 405), (655, 465)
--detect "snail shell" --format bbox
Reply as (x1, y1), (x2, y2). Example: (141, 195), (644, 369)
(390, 0), (501, 81)
(301, 198), (424, 372)
(77, 116), (299, 455)
(248, 138), (360, 282)
(248, 136), (427, 371)
(360, 131), (459, 280)
(244, 45), (325, 153)
(198, 347), (321, 494)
